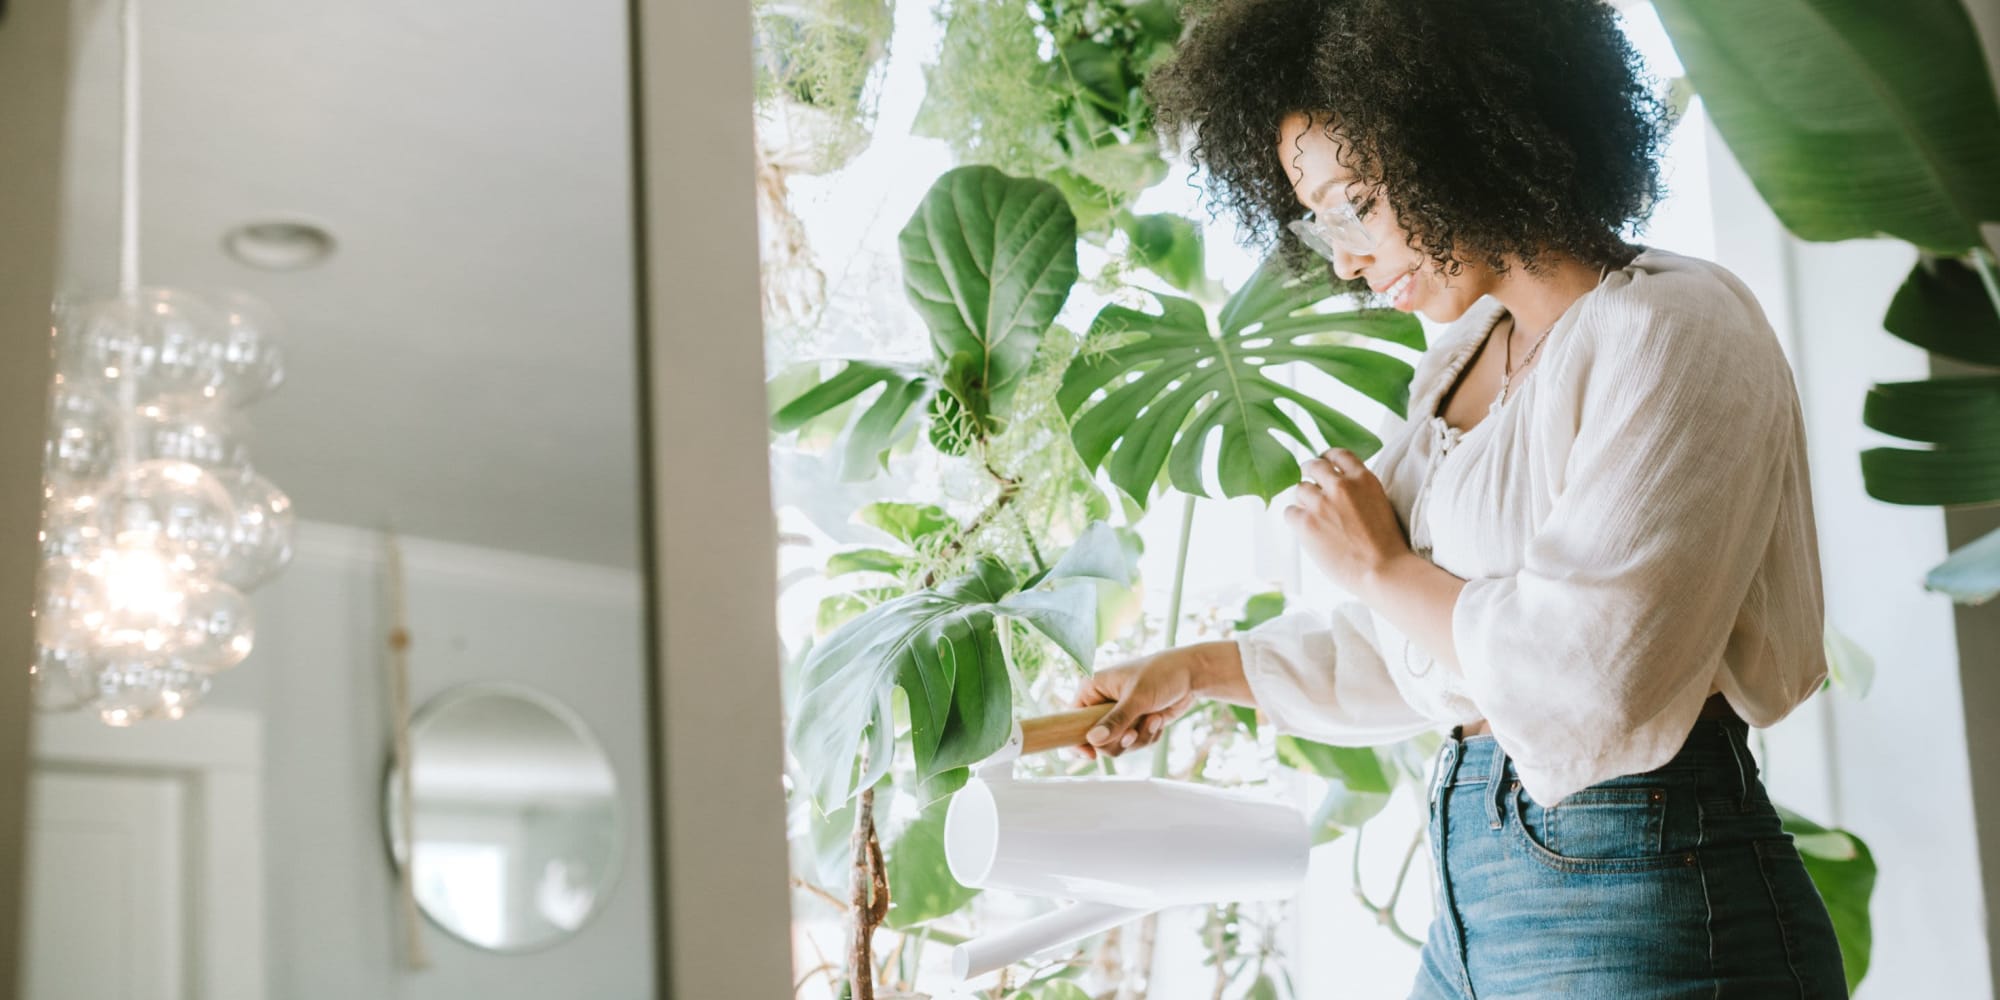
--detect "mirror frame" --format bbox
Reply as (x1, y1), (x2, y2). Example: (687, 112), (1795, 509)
(0, 1), (798, 997)
(382, 681), (626, 955)
(0, 2), (71, 994)
(630, 0), (795, 996)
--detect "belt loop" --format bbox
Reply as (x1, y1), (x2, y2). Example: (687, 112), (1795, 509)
(1430, 728), (1457, 805)
(1485, 735), (1507, 830)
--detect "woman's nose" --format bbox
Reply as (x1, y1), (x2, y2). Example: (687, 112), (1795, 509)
(1332, 247), (1369, 282)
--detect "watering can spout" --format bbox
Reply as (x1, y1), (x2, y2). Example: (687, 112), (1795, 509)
(951, 900), (1152, 980)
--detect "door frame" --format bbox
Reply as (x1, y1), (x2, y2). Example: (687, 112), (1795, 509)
(30, 709), (266, 1000)
(629, 0), (795, 995)
(0, 2), (72, 997)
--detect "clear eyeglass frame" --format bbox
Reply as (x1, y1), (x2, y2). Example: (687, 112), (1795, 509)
(1287, 196), (1380, 262)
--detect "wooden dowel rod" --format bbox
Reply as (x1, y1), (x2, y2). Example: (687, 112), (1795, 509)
(1018, 704), (1116, 756)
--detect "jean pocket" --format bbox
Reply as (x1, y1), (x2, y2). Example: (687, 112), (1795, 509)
(1506, 779), (1697, 874)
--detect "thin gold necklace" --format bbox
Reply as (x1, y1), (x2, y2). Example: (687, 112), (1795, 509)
(1494, 261), (1612, 408)
(1494, 313), (1554, 409)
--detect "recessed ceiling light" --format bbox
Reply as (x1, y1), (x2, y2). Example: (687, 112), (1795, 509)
(223, 219), (336, 271)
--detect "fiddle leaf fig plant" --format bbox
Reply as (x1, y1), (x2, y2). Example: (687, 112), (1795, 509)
(1059, 253), (1426, 510)
(901, 164), (1081, 443)
(771, 165), (1079, 469)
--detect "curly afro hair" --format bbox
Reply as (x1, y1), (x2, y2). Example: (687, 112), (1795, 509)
(1147, 0), (1671, 292)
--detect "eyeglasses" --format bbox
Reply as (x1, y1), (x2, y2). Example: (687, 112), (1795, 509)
(1287, 194), (1380, 261)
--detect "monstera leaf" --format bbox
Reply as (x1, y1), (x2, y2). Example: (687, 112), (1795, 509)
(900, 165), (1079, 438)
(789, 521), (1131, 809)
(1652, 0), (2000, 253)
(1059, 254), (1424, 510)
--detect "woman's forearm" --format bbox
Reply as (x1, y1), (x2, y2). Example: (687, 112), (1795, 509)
(1188, 638), (1257, 706)
(1189, 552), (1468, 716)
(1360, 551), (1469, 673)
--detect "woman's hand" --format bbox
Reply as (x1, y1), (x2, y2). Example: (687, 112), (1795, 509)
(1071, 646), (1206, 759)
(1288, 448), (1413, 600)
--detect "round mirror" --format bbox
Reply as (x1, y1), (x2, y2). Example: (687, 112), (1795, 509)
(386, 683), (622, 952)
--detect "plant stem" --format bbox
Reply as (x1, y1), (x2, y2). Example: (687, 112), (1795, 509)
(1012, 502), (1048, 574)
(1119, 494), (1200, 998)
(847, 740), (888, 1000)
(1349, 819), (1428, 949)
(1152, 494), (1199, 779)
(1163, 493), (1197, 648)
(919, 459), (1023, 589)
(1971, 247), (2000, 324)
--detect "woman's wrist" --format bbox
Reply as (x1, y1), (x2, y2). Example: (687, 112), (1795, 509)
(1186, 638), (1254, 705)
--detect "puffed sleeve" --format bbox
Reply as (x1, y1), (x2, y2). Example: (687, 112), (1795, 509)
(1232, 374), (1447, 748)
(1236, 603), (1440, 746)
(1448, 284), (1798, 808)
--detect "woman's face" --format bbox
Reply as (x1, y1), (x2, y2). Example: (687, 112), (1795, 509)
(1277, 112), (1491, 322)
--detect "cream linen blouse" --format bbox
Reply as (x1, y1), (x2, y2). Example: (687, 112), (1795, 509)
(1235, 246), (1829, 809)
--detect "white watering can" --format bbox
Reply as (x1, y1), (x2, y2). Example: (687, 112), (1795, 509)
(941, 704), (1312, 981)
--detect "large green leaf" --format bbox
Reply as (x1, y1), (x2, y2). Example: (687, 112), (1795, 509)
(789, 557), (1018, 808)
(1866, 257), (2000, 594)
(1122, 211), (1214, 300)
(1776, 804), (1876, 994)
(998, 521), (1134, 666)
(1859, 375), (2000, 505)
(1925, 523), (2000, 605)
(1016, 517), (1133, 591)
(789, 524), (1126, 809)
(900, 165), (1079, 436)
(854, 500), (958, 547)
(1884, 256), (2000, 365)
(1305, 779), (1393, 844)
(1058, 255), (1422, 509)
(1276, 737), (1396, 795)
(769, 361), (939, 481)
(1652, 0), (2000, 253)
(1822, 622), (1877, 698)
(885, 797), (980, 928)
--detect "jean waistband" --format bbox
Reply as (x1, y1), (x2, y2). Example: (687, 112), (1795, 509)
(1437, 714), (1753, 790)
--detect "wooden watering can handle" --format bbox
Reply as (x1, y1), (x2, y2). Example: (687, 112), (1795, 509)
(1018, 704), (1116, 756)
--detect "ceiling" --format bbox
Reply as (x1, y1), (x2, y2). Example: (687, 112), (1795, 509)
(56, 0), (646, 569)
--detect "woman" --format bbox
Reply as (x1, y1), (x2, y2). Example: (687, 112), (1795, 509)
(1070, 0), (1848, 996)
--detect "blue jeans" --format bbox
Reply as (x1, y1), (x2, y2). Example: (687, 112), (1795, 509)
(1408, 716), (1848, 999)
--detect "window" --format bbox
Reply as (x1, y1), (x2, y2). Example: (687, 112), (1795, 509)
(765, 3), (1719, 994)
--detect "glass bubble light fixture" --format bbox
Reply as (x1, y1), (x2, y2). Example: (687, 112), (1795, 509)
(29, 0), (294, 725)
(33, 289), (294, 726)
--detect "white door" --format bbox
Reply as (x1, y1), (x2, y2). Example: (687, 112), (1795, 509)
(22, 769), (187, 1000)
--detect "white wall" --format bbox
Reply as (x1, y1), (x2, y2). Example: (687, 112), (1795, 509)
(208, 520), (657, 1000)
